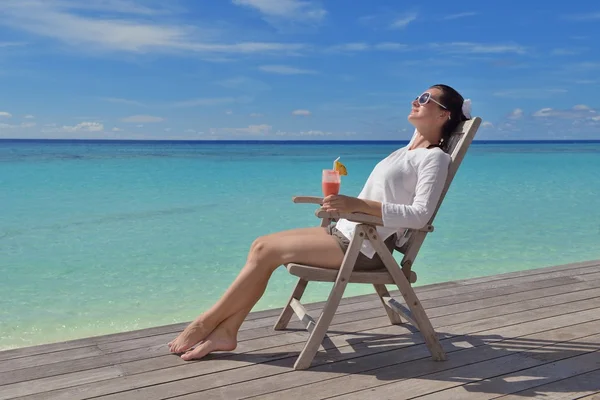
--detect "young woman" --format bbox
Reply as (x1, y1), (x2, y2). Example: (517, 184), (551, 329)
(168, 84), (471, 361)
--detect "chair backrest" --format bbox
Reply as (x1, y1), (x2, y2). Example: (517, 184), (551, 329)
(427, 116), (482, 226)
(396, 117), (482, 279)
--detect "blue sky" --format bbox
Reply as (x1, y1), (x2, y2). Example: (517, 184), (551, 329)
(0, 0), (599, 140)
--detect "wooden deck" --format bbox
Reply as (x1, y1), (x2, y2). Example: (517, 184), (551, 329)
(2, 260), (600, 400)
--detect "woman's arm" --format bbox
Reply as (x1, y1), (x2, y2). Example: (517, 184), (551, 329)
(357, 199), (383, 217)
(380, 152), (450, 229)
(321, 195), (382, 216)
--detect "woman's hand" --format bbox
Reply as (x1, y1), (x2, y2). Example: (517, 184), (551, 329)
(322, 195), (363, 214)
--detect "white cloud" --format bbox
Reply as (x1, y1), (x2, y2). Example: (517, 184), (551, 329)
(326, 42), (369, 52)
(0, 41), (26, 48)
(42, 121), (104, 132)
(374, 42), (408, 51)
(430, 42), (527, 54)
(443, 12), (478, 20)
(225, 110), (233, 115)
(0, 111), (12, 118)
(564, 13), (600, 21)
(551, 48), (586, 56)
(232, 0), (326, 22)
(275, 129), (333, 136)
(573, 80), (599, 84)
(326, 42), (409, 53)
(533, 105), (597, 119)
(211, 124), (272, 136)
(533, 108), (554, 117)
(46, 0), (178, 15)
(216, 76), (270, 92)
(112, 127), (122, 131)
(66, 122), (103, 132)
(390, 13), (417, 29)
(258, 65), (317, 75)
(481, 121), (494, 128)
(249, 113), (264, 117)
(508, 108), (524, 120)
(566, 62), (600, 72)
(292, 109), (311, 116)
(120, 115), (164, 123)
(24, 114), (35, 119)
(0, 0), (307, 57)
(0, 121), (37, 129)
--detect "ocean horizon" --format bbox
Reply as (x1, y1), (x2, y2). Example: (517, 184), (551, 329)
(3, 139), (600, 144)
(2, 139), (600, 351)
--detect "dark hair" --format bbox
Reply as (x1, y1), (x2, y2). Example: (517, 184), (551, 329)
(430, 84), (469, 152)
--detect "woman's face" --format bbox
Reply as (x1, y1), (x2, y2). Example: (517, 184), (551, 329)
(407, 87), (449, 130)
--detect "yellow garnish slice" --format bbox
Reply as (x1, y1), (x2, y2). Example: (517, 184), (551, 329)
(334, 160), (348, 176)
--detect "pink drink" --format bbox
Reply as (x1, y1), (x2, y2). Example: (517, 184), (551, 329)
(322, 169), (341, 196)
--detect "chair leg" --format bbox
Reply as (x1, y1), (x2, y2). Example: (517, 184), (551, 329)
(274, 278), (308, 330)
(367, 228), (447, 361)
(293, 227), (365, 370)
(373, 284), (403, 325)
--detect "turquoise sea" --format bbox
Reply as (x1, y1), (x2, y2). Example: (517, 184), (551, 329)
(1, 139), (600, 350)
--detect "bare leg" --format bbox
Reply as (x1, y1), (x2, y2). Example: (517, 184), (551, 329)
(169, 227), (344, 354)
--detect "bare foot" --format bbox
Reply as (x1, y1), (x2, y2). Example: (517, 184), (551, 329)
(168, 316), (213, 354)
(180, 324), (237, 361)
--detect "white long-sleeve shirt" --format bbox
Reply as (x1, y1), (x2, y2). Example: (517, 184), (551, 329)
(334, 144), (451, 259)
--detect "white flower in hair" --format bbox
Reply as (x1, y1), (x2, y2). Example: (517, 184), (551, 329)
(462, 99), (472, 119)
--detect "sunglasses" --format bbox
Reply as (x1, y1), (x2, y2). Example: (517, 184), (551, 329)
(415, 92), (448, 110)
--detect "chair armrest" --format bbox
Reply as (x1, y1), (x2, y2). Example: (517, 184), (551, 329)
(315, 208), (384, 226)
(292, 196), (324, 205)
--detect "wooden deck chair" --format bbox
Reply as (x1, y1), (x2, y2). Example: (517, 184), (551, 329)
(274, 117), (482, 370)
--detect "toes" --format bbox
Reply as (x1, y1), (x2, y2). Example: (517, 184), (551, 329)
(172, 344), (184, 354)
(181, 341), (213, 361)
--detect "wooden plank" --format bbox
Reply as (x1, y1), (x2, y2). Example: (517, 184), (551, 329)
(17, 293), (600, 400)
(5, 272), (600, 390)
(148, 315), (600, 400)
(326, 334), (600, 400)
(0, 345), (102, 373)
(0, 344), (166, 387)
(415, 349), (600, 400)
(578, 393), (600, 400)
(2, 260), (595, 366)
(0, 366), (123, 400)
(1, 264), (598, 400)
(454, 259), (600, 287)
(493, 368), (600, 400)
(373, 284), (402, 325)
(289, 298), (316, 332)
(273, 278), (308, 330)
(1, 262), (597, 364)
(0, 271), (590, 379)
(382, 296), (416, 327)
(243, 309), (600, 400)
(4, 275), (600, 387)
